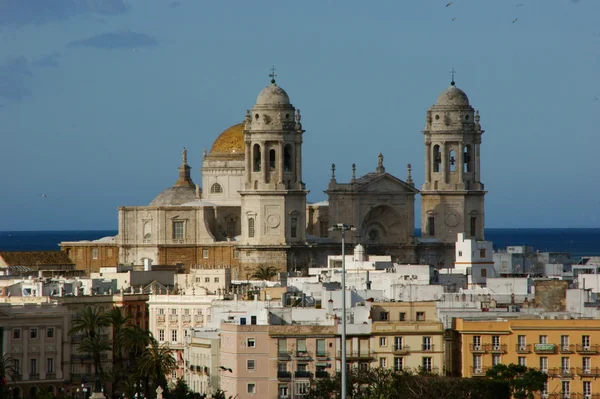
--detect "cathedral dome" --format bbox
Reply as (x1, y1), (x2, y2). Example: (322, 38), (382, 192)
(149, 185), (197, 206)
(256, 82), (290, 106)
(210, 123), (245, 156)
(436, 83), (470, 106)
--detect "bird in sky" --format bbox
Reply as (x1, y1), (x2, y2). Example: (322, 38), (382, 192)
(41, 194), (47, 198)
(516, 3), (524, 6)
(512, 18), (519, 23)
(452, 17), (456, 21)
(446, 2), (452, 7)
(595, 96), (599, 101)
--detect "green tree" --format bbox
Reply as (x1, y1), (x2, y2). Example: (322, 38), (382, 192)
(69, 307), (111, 392)
(104, 306), (133, 388)
(136, 337), (177, 396)
(251, 266), (278, 281)
(122, 326), (151, 362)
(0, 354), (17, 399)
(486, 363), (547, 399)
(36, 387), (55, 399)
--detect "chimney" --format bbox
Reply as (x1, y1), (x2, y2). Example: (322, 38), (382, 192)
(327, 299), (334, 313)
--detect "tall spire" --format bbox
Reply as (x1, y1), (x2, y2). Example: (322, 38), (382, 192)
(175, 147), (194, 187)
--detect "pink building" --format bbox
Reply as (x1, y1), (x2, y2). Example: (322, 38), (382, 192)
(219, 323), (337, 399)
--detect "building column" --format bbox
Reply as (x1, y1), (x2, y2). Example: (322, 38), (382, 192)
(458, 141), (464, 184)
(261, 141), (267, 184)
(40, 327), (45, 380)
(425, 142), (431, 184)
(475, 143), (481, 182)
(23, 328), (29, 380)
(441, 142), (447, 185)
(278, 141), (284, 184)
(56, 327), (63, 380)
(295, 142), (302, 184)
(245, 142), (251, 184)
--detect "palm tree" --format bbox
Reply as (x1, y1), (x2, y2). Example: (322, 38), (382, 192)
(1, 354), (17, 399)
(136, 338), (177, 394)
(251, 265), (279, 281)
(122, 326), (151, 362)
(69, 307), (111, 392)
(104, 307), (133, 373)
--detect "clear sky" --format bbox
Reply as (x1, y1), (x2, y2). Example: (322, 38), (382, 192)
(1, 0), (598, 231)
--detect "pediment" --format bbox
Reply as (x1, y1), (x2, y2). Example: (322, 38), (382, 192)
(356, 173), (419, 194)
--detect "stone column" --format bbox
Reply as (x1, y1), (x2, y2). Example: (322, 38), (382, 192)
(425, 142), (431, 184)
(278, 141), (284, 184)
(245, 142), (251, 184)
(56, 327), (63, 380)
(23, 328), (29, 380)
(475, 143), (481, 183)
(458, 142), (464, 184)
(40, 327), (46, 380)
(441, 142), (447, 185)
(295, 142), (302, 184)
(260, 141), (267, 184)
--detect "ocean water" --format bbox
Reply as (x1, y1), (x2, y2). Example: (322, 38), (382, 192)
(0, 229), (599, 258)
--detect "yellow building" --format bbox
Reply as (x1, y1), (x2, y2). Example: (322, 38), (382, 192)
(370, 301), (444, 374)
(454, 317), (600, 398)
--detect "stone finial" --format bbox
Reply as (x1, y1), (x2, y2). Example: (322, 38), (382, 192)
(376, 153), (385, 174)
(331, 163), (336, 180)
(475, 110), (481, 130)
(351, 163), (356, 182)
(295, 109), (302, 129)
(406, 163), (414, 186)
(245, 109), (251, 129)
(195, 184), (201, 199)
(202, 148), (207, 160)
(156, 386), (164, 399)
(182, 147), (187, 164)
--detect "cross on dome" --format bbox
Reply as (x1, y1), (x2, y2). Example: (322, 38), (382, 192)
(269, 65), (277, 84)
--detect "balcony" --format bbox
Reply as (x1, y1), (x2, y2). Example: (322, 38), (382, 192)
(277, 371), (291, 379)
(534, 343), (557, 354)
(577, 367), (600, 377)
(569, 394), (600, 399)
(547, 368), (574, 378)
(315, 351), (329, 359)
(421, 344), (435, 352)
(489, 344), (507, 354)
(157, 315), (165, 323)
(315, 371), (329, 379)
(336, 350), (374, 360)
(470, 344), (487, 353)
(295, 371), (312, 379)
(296, 351), (311, 359)
(576, 345), (599, 354)
(516, 344), (532, 354)
(29, 374), (39, 381)
(46, 373), (56, 380)
(393, 345), (411, 355)
(559, 345), (575, 354)
(471, 366), (489, 377)
(277, 351), (292, 360)
(72, 335), (85, 343)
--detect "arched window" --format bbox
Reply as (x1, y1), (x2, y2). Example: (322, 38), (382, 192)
(248, 218), (255, 238)
(464, 145), (472, 173)
(284, 144), (293, 171)
(427, 214), (435, 237)
(210, 183), (223, 194)
(269, 149), (276, 170)
(143, 221), (152, 239)
(470, 214), (477, 237)
(253, 144), (261, 172)
(449, 150), (456, 172)
(433, 145), (441, 173)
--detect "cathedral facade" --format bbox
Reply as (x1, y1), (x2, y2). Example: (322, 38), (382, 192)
(61, 77), (486, 277)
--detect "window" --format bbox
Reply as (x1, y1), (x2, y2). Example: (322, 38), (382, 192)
(394, 357), (403, 371)
(317, 339), (326, 357)
(458, 251), (463, 257)
(172, 221), (184, 240)
(47, 358), (54, 374)
(427, 216), (435, 236)
(561, 335), (569, 350)
(284, 144), (293, 171)
(422, 357), (432, 372)
(296, 382), (309, 396)
(380, 312), (389, 321)
(171, 330), (177, 342)
(399, 312), (406, 321)
(583, 357), (591, 372)
(92, 248), (98, 260)
(473, 336), (481, 350)
(561, 381), (570, 397)
(297, 338), (307, 353)
(433, 144), (441, 172)
(171, 308), (177, 315)
(248, 217), (255, 238)
(416, 312), (425, 321)
(171, 370), (177, 379)
(539, 335), (548, 344)
(291, 216), (298, 238)
(184, 309), (189, 316)
(297, 363), (307, 372)
(204, 277), (210, 283)
(233, 250), (240, 259)
(518, 356), (526, 366)
(278, 339), (287, 354)
(30, 328), (38, 339)
(247, 338), (256, 348)
(47, 328), (54, 338)
(540, 357), (548, 372)
(247, 359), (255, 370)
(583, 335), (591, 349)
(247, 383), (256, 395)
(201, 248), (209, 259)
(253, 144), (261, 172)
(394, 337), (403, 351)
(107, 248), (113, 257)
(278, 385), (289, 398)
(214, 277), (219, 283)
(518, 335), (526, 349)
(481, 268), (487, 277)
(470, 216), (477, 237)
(449, 150), (456, 172)
(13, 329), (20, 339)
(30, 359), (37, 374)
(379, 358), (387, 368)
(379, 337), (387, 347)
(492, 354), (501, 366)
(473, 355), (482, 372)
(269, 149), (276, 169)
(492, 336), (500, 350)
(584, 381), (591, 396)
(542, 382), (548, 397)
(210, 183), (223, 194)
(423, 337), (432, 351)
(562, 357), (570, 373)
(13, 359), (19, 374)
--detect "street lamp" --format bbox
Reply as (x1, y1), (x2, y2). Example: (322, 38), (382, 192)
(328, 223), (356, 399)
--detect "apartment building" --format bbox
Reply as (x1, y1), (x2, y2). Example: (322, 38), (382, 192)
(370, 301), (444, 374)
(183, 329), (220, 395)
(454, 318), (600, 398)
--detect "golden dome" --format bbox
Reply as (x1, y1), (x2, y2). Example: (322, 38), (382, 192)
(209, 123), (245, 156)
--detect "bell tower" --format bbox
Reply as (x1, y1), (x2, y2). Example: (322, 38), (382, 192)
(239, 74), (307, 245)
(421, 78), (486, 244)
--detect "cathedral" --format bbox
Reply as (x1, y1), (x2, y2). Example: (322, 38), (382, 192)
(61, 76), (486, 278)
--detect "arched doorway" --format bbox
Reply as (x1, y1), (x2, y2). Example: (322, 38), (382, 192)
(28, 386), (38, 399)
(12, 387), (22, 399)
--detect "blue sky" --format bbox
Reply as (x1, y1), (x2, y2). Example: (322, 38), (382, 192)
(1, 0), (598, 231)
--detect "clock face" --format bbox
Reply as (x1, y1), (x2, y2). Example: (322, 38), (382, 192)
(266, 214), (281, 228)
(445, 212), (460, 227)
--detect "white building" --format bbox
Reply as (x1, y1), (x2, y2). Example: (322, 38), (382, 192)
(183, 329), (220, 395)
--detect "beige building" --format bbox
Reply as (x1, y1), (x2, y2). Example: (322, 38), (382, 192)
(370, 301), (444, 374)
(183, 329), (220, 396)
